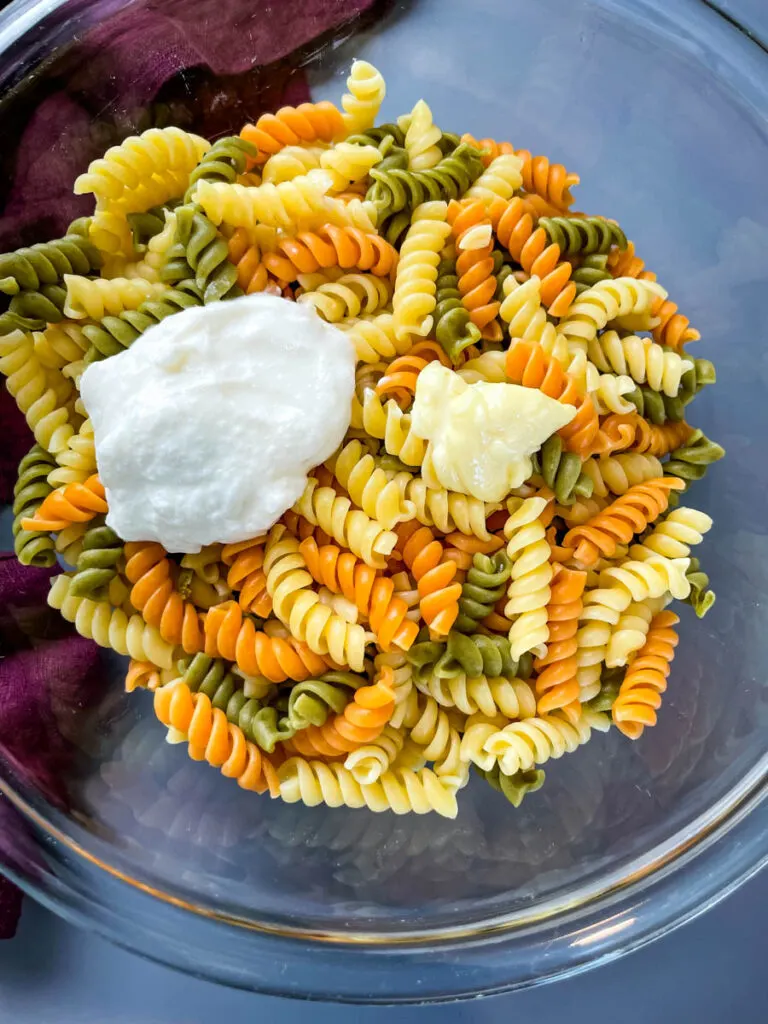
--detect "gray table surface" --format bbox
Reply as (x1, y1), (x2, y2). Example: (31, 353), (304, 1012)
(0, 869), (764, 1023)
(1, 0), (767, 1020)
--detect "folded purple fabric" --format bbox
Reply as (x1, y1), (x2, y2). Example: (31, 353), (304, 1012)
(0, 0), (381, 940)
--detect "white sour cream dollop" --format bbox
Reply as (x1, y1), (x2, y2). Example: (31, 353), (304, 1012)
(79, 293), (355, 552)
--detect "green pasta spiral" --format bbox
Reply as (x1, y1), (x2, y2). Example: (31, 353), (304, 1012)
(533, 434), (594, 505)
(12, 445), (57, 567)
(455, 551), (512, 633)
(475, 764), (545, 807)
(663, 429), (725, 487)
(677, 356), (716, 409)
(0, 233), (103, 325)
(625, 386), (684, 425)
(434, 257), (481, 363)
(346, 124), (407, 150)
(174, 206), (241, 303)
(179, 653), (275, 744)
(539, 216), (627, 257)
(0, 310), (48, 336)
(685, 557), (716, 618)
(184, 136), (257, 203)
(366, 142), (484, 221)
(127, 206), (169, 250)
(82, 280), (203, 362)
(408, 630), (533, 682)
(572, 254), (611, 294)
(69, 520), (123, 595)
(586, 667), (624, 713)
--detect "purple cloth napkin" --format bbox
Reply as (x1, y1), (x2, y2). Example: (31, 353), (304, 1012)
(0, 0), (382, 939)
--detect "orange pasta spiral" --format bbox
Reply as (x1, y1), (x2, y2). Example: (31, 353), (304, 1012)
(514, 149), (580, 210)
(449, 199), (501, 338)
(374, 341), (450, 405)
(154, 682), (281, 794)
(227, 228), (269, 294)
(591, 414), (693, 457)
(239, 101), (344, 166)
(21, 473), (107, 532)
(533, 564), (586, 719)
(286, 668), (395, 757)
(395, 522), (463, 636)
(612, 611), (679, 739)
(263, 225), (398, 281)
(460, 135), (579, 209)
(299, 538), (419, 651)
(488, 197), (576, 315)
(202, 600), (330, 682)
(562, 478), (685, 567)
(442, 531), (505, 571)
(651, 297), (701, 350)
(124, 542), (204, 653)
(504, 340), (599, 454)
(607, 240), (657, 282)
(222, 535), (272, 618)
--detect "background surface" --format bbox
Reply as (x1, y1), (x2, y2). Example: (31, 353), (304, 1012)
(1, 0), (767, 1020)
(0, 869), (765, 1022)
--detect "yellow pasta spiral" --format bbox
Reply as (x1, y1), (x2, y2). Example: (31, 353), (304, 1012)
(328, 439), (415, 529)
(588, 330), (693, 395)
(341, 60), (386, 134)
(353, 391), (428, 468)
(465, 153), (523, 205)
(337, 312), (411, 365)
(49, 417), (96, 486)
(479, 707), (610, 776)
(297, 272), (392, 322)
(503, 497), (554, 660)
(48, 574), (174, 669)
(63, 275), (166, 319)
(0, 330), (76, 454)
(278, 757), (462, 818)
(262, 145), (326, 184)
(556, 277), (667, 357)
(320, 142), (382, 189)
(343, 725), (405, 784)
(263, 525), (368, 670)
(629, 506), (713, 561)
(414, 670), (537, 719)
(581, 453), (663, 498)
(393, 200), (452, 341)
(293, 477), (397, 568)
(32, 322), (88, 372)
(401, 99), (442, 171)
(404, 477), (497, 539)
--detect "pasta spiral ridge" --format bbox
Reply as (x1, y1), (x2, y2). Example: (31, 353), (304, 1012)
(353, 392), (427, 467)
(503, 497), (554, 660)
(341, 61), (386, 134)
(663, 429), (725, 486)
(479, 707), (609, 776)
(396, 521), (463, 636)
(82, 280), (203, 362)
(171, 206), (241, 303)
(222, 535), (272, 618)
(433, 257), (482, 362)
(449, 199), (501, 335)
(299, 538), (418, 652)
(69, 519), (123, 597)
(464, 154), (524, 206)
(365, 143), (485, 222)
(504, 340), (599, 454)
(488, 197), (576, 316)
(240, 101), (345, 165)
(629, 506), (713, 562)
(21, 473), (107, 532)
(297, 272), (391, 322)
(153, 682), (280, 794)
(286, 671), (395, 757)
(580, 452), (663, 498)
(12, 444), (57, 566)
(48, 573), (174, 668)
(124, 541), (205, 653)
(533, 434), (593, 506)
(202, 600), (331, 682)
(263, 224), (398, 281)
(540, 216), (627, 256)
(293, 477), (397, 568)
(263, 525), (368, 671)
(475, 765), (546, 807)
(612, 611), (679, 738)
(392, 201), (452, 341)
(404, 477), (496, 539)
(562, 477), (685, 567)
(328, 439), (414, 530)
(455, 551), (512, 633)
(588, 330), (693, 396)
(183, 135), (257, 202)
(0, 331), (77, 454)
(409, 630), (532, 683)
(0, 233), (102, 297)
(277, 758), (461, 817)
(556, 277), (667, 355)
(63, 275), (167, 319)
(533, 564), (586, 717)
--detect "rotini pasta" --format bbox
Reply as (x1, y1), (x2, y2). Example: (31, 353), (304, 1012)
(392, 201), (452, 341)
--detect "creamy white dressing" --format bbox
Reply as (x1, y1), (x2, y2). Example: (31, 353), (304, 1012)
(410, 362), (576, 503)
(79, 293), (355, 552)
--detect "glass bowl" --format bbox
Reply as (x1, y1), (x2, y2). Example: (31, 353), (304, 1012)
(1, 0), (767, 1003)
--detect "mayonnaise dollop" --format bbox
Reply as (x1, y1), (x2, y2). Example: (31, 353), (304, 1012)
(410, 363), (576, 503)
(79, 293), (355, 552)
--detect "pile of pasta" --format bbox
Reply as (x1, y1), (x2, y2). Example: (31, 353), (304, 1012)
(1, 61), (725, 818)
